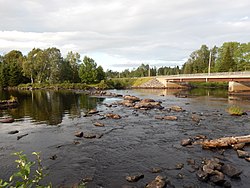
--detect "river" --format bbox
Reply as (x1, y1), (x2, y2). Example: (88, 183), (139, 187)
(0, 88), (249, 187)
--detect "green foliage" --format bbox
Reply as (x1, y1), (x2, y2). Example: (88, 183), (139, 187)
(0, 151), (51, 188)
(158, 66), (180, 75)
(18, 83), (91, 90)
(182, 42), (250, 74)
(216, 45), (236, 72)
(182, 45), (217, 74)
(108, 78), (137, 89)
(0, 50), (27, 87)
(79, 56), (98, 84)
(61, 51), (81, 83)
(227, 105), (244, 116)
(96, 80), (109, 89)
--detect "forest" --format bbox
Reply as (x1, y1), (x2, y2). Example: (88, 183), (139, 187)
(0, 42), (250, 88)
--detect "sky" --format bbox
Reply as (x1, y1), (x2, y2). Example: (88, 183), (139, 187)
(0, 0), (250, 71)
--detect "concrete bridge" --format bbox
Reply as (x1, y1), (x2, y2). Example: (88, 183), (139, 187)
(154, 71), (250, 93)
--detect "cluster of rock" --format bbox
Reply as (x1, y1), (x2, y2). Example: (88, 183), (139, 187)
(118, 95), (163, 110)
(196, 158), (242, 187)
(86, 90), (123, 98)
(75, 108), (122, 139)
(125, 173), (172, 188)
(180, 134), (250, 187)
(136, 78), (165, 88)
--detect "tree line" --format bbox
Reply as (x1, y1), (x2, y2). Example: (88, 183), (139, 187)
(182, 42), (250, 74)
(106, 42), (250, 78)
(0, 48), (105, 88)
(0, 42), (250, 88)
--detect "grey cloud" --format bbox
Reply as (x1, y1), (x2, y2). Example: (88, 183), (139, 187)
(0, 0), (250, 70)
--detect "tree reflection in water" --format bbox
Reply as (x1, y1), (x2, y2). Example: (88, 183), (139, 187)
(0, 90), (104, 125)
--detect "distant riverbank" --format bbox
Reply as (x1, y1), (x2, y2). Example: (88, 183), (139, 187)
(9, 78), (228, 92)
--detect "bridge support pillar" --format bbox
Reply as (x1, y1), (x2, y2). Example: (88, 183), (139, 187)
(228, 81), (250, 94)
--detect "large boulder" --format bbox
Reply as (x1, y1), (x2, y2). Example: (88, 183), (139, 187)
(123, 95), (140, 102)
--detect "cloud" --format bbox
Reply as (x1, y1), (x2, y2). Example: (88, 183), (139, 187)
(0, 0), (250, 71)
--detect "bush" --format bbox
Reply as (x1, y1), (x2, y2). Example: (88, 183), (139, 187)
(227, 105), (244, 116)
(0, 151), (51, 188)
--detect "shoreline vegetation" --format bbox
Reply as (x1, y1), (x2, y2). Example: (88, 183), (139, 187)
(5, 79), (229, 91)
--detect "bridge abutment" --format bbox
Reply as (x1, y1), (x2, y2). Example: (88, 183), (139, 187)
(228, 81), (250, 94)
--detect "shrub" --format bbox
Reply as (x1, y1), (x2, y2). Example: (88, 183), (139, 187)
(227, 105), (244, 116)
(0, 151), (51, 188)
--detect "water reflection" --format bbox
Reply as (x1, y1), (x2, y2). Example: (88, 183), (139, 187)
(0, 90), (104, 125)
(130, 88), (229, 98)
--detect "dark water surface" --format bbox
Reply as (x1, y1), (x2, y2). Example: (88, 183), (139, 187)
(0, 89), (250, 187)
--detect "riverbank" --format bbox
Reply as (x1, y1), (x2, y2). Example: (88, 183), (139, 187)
(1, 78), (230, 92)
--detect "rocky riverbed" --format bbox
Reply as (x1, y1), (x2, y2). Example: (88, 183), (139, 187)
(0, 89), (250, 187)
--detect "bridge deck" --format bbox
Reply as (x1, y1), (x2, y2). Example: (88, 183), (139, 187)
(159, 71), (250, 82)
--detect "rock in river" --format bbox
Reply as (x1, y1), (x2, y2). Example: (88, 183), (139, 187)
(236, 149), (249, 158)
(209, 170), (225, 185)
(123, 95), (140, 102)
(170, 106), (183, 112)
(181, 138), (193, 146)
(88, 109), (99, 115)
(146, 175), (166, 188)
(0, 118), (15, 123)
(106, 113), (121, 119)
(93, 122), (105, 127)
(75, 131), (83, 138)
(163, 116), (178, 121)
(126, 173), (144, 182)
(221, 164), (242, 178)
(83, 133), (97, 139)
(8, 130), (19, 134)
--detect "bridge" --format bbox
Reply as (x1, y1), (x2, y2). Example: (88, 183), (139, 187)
(152, 71), (250, 93)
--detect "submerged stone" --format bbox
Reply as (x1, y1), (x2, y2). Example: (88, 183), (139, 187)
(221, 164), (242, 178)
(8, 130), (19, 134)
(236, 150), (249, 158)
(126, 173), (144, 182)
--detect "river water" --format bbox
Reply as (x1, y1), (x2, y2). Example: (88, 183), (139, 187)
(0, 89), (249, 187)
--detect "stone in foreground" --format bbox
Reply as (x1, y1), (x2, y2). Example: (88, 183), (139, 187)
(146, 175), (166, 188)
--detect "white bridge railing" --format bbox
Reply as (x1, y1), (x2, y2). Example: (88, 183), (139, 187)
(156, 71), (250, 78)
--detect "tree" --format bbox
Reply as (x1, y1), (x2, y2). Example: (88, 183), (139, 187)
(182, 45), (218, 74)
(216, 46), (236, 72)
(23, 48), (43, 83)
(44, 47), (63, 84)
(79, 56), (98, 84)
(96, 66), (106, 82)
(2, 50), (26, 86)
(62, 51), (81, 83)
(106, 69), (119, 78)
(215, 42), (238, 72)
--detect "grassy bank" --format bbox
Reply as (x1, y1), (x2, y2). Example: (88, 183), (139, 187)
(16, 78), (152, 91)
